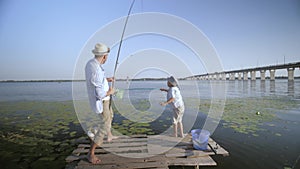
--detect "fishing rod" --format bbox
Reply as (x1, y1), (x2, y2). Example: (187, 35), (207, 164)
(110, 0), (135, 108)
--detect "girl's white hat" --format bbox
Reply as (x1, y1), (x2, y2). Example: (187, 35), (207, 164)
(167, 76), (178, 86)
(92, 43), (110, 56)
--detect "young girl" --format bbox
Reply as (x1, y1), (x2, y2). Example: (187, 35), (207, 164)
(160, 76), (185, 138)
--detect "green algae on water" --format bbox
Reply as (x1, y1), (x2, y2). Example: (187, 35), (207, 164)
(0, 101), (82, 169)
(199, 97), (299, 135)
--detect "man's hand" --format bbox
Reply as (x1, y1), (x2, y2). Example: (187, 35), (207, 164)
(107, 87), (115, 96)
(107, 77), (115, 82)
(160, 102), (167, 106)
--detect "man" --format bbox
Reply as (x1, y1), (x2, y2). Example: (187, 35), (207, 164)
(85, 43), (117, 164)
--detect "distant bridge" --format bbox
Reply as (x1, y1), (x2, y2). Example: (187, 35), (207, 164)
(189, 61), (300, 81)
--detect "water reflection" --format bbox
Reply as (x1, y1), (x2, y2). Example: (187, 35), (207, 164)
(225, 79), (298, 98)
(250, 80), (256, 93)
(270, 80), (275, 93)
(243, 80), (248, 94)
(288, 80), (294, 97)
(260, 80), (266, 93)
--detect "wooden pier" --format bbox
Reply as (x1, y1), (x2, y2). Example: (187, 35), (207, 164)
(65, 134), (229, 169)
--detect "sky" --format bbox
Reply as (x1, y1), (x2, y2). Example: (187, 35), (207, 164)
(0, 0), (300, 80)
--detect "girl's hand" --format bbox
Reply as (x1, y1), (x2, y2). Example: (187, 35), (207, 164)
(160, 88), (167, 92)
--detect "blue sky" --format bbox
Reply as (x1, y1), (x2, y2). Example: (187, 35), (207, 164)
(0, 0), (299, 80)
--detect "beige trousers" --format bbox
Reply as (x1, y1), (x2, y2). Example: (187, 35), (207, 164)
(93, 100), (114, 146)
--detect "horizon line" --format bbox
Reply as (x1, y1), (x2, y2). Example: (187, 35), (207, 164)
(1, 75), (300, 82)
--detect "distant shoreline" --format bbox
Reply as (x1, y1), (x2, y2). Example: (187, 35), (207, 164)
(0, 80), (84, 83)
(0, 79), (166, 83)
(0, 76), (299, 83)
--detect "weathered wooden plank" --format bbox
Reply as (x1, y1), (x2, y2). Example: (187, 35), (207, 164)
(76, 154), (165, 165)
(167, 156), (217, 166)
(121, 161), (168, 169)
(165, 147), (229, 158)
(78, 142), (147, 148)
(65, 155), (85, 163)
(106, 137), (148, 142)
(102, 141), (147, 148)
(76, 154), (168, 169)
(72, 148), (106, 154)
(76, 164), (168, 169)
(99, 155), (164, 164)
(77, 139), (148, 148)
(72, 147), (149, 155)
(147, 135), (183, 155)
(166, 147), (192, 154)
(105, 152), (151, 158)
(103, 146), (148, 154)
(75, 135), (147, 144)
(147, 144), (172, 155)
(75, 164), (119, 169)
(77, 158), (166, 169)
(165, 150), (194, 158)
(78, 144), (90, 148)
(206, 146), (229, 157)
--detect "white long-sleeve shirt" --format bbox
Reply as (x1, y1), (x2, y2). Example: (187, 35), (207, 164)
(85, 58), (109, 114)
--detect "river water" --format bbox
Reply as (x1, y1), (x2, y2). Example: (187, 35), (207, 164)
(1, 79), (299, 101)
(0, 79), (299, 169)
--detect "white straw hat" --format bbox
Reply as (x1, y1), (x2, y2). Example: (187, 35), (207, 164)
(167, 76), (178, 86)
(92, 43), (110, 56)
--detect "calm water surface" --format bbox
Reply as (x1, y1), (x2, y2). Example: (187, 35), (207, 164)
(1, 80), (299, 101)
(0, 79), (299, 169)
